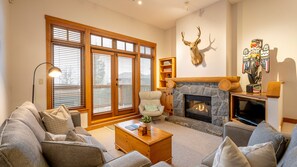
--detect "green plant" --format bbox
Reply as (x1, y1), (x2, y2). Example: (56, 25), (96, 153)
(141, 115), (152, 123)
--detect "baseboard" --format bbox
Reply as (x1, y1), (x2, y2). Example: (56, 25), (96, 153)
(283, 117), (297, 124)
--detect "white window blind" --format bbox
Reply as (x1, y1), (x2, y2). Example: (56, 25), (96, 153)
(52, 26), (84, 108)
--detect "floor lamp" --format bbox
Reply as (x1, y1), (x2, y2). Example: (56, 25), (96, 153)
(32, 62), (62, 103)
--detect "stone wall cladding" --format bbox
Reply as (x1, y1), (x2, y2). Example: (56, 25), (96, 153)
(173, 82), (229, 127)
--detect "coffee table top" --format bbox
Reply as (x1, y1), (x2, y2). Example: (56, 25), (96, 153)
(114, 119), (173, 145)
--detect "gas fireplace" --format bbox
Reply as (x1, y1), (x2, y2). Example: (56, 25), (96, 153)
(184, 94), (212, 123)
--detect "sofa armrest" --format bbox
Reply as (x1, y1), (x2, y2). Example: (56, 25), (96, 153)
(70, 110), (81, 127)
(223, 122), (256, 146)
(139, 105), (145, 114)
(102, 151), (151, 167)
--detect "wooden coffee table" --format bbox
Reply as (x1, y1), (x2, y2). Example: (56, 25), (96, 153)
(114, 120), (173, 164)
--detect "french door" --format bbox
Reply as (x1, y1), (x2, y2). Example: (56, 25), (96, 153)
(92, 50), (135, 119)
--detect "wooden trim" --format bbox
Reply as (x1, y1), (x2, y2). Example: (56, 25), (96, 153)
(166, 76), (240, 83)
(86, 114), (142, 131)
(283, 118), (297, 124)
(46, 19), (53, 109)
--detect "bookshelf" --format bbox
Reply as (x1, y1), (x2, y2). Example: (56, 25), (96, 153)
(159, 57), (176, 88)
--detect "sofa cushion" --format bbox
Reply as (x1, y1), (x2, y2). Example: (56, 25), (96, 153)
(18, 101), (46, 130)
(41, 106), (75, 134)
(278, 125), (297, 166)
(0, 119), (48, 167)
(282, 146), (297, 167)
(102, 151), (151, 167)
(213, 137), (251, 167)
(248, 121), (286, 161)
(41, 141), (105, 167)
(144, 105), (158, 112)
(10, 107), (45, 142)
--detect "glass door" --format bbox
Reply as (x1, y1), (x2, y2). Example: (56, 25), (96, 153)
(92, 50), (135, 119)
(116, 54), (135, 115)
(92, 50), (115, 118)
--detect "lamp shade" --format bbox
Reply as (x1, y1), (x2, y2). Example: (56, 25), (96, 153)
(48, 66), (62, 77)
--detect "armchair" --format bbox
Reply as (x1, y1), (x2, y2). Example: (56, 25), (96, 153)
(139, 91), (164, 118)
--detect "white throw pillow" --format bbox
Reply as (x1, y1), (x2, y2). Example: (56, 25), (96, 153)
(213, 137), (251, 167)
(213, 137), (277, 167)
(41, 105), (74, 134)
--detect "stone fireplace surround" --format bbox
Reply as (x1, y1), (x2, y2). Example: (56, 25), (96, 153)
(165, 76), (240, 136)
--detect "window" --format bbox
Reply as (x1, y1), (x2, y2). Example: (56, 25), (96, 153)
(140, 45), (153, 91)
(140, 46), (151, 55)
(116, 40), (134, 52)
(140, 57), (152, 91)
(51, 26), (85, 108)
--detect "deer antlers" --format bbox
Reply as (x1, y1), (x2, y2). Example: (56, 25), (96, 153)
(181, 26), (201, 46)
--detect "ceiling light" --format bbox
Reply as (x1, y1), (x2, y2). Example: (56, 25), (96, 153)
(137, 0), (142, 5)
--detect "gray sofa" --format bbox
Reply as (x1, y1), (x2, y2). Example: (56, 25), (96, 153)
(0, 102), (170, 167)
(201, 122), (296, 167)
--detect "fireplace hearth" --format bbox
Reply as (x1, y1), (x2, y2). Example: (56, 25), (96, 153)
(185, 94), (211, 123)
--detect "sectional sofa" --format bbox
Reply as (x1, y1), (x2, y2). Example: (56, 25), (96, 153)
(0, 101), (170, 167)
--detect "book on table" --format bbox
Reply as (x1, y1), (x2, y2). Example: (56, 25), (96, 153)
(125, 124), (139, 131)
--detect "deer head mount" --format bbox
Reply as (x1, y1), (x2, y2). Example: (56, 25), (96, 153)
(181, 27), (202, 66)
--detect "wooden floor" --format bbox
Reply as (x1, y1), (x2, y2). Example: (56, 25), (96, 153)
(282, 122), (296, 134)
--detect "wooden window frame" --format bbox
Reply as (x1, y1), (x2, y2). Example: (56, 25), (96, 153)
(46, 15), (156, 127)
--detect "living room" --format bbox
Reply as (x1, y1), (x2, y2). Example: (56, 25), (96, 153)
(1, 0), (297, 166)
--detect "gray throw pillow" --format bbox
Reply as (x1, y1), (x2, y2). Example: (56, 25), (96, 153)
(65, 130), (85, 142)
(44, 132), (66, 141)
(239, 142), (277, 167)
(41, 105), (74, 134)
(248, 121), (286, 161)
(41, 141), (105, 167)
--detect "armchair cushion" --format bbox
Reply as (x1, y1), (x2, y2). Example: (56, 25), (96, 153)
(248, 121), (286, 161)
(144, 105), (158, 112)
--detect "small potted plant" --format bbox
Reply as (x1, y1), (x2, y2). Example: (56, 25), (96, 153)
(141, 115), (152, 131)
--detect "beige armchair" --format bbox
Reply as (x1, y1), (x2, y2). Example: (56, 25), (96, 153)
(138, 91), (164, 118)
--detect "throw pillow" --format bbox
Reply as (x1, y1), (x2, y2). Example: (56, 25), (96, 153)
(41, 141), (105, 167)
(239, 142), (277, 167)
(45, 132), (66, 141)
(65, 130), (85, 142)
(248, 121), (286, 161)
(213, 137), (251, 167)
(45, 130), (86, 143)
(41, 105), (75, 134)
(144, 105), (158, 112)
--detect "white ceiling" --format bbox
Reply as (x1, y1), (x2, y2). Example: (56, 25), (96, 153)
(87, 0), (224, 30)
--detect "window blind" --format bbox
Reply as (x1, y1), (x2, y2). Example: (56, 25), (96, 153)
(52, 26), (84, 108)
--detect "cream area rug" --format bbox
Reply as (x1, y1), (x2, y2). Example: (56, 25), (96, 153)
(88, 120), (222, 167)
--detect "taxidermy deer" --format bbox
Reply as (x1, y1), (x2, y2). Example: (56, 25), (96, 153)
(181, 27), (202, 66)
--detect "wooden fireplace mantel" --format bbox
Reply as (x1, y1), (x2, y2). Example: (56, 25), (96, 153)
(165, 76), (241, 91)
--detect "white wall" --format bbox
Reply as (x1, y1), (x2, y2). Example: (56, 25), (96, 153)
(8, 0), (166, 112)
(176, 0), (229, 77)
(0, 0), (10, 124)
(234, 0), (297, 119)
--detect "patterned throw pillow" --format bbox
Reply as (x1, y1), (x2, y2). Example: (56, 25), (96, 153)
(41, 105), (74, 134)
(144, 105), (158, 112)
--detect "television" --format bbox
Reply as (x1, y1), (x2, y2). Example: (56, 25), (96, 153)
(233, 97), (265, 126)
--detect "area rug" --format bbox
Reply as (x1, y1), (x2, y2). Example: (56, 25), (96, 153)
(88, 120), (222, 167)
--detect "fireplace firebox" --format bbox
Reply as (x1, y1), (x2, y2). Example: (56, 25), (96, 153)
(184, 94), (212, 123)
